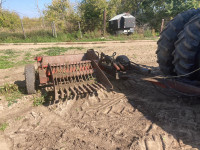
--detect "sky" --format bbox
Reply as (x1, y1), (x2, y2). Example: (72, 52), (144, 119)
(2, 0), (78, 18)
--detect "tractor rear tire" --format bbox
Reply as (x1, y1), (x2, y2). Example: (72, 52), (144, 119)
(156, 8), (200, 75)
(173, 14), (200, 80)
(25, 64), (36, 94)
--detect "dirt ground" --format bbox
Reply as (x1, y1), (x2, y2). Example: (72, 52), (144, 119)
(0, 40), (200, 150)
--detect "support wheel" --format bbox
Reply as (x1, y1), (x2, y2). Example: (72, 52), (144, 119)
(25, 64), (36, 94)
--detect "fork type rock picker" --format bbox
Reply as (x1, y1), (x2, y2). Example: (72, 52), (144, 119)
(25, 49), (151, 100)
(25, 49), (113, 100)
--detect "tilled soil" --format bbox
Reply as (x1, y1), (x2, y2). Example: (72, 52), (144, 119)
(0, 41), (200, 150)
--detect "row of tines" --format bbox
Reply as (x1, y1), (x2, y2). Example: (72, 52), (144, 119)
(50, 61), (105, 99)
(54, 82), (106, 100)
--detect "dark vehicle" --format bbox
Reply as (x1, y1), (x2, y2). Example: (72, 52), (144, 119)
(109, 13), (136, 35)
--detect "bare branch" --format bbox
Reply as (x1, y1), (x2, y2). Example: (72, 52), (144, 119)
(36, 0), (45, 28)
(0, 0), (6, 9)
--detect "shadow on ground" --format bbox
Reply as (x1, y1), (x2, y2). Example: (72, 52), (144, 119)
(114, 69), (200, 149)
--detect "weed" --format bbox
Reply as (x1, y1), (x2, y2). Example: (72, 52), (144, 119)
(132, 54), (137, 59)
(95, 46), (105, 48)
(36, 122), (40, 126)
(0, 122), (9, 131)
(144, 29), (153, 37)
(33, 95), (45, 106)
(15, 116), (24, 121)
(25, 52), (32, 57)
(7, 100), (18, 107)
(4, 76), (9, 79)
(0, 83), (23, 106)
(4, 49), (16, 55)
(0, 83), (19, 94)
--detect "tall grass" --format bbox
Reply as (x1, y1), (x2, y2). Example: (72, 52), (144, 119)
(0, 29), (159, 43)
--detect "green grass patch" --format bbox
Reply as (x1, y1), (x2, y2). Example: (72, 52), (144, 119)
(16, 59), (35, 67)
(0, 49), (34, 69)
(36, 47), (84, 56)
(0, 49), (20, 69)
(0, 83), (24, 106)
(16, 52), (34, 66)
(0, 56), (15, 69)
(0, 31), (80, 43)
(3, 49), (16, 55)
(0, 122), (9, 131)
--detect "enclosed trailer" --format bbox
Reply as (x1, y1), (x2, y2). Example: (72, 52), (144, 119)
(109, 13), (136, 35)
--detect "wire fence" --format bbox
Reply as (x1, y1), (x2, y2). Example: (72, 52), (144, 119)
(0, 16), (168, 42)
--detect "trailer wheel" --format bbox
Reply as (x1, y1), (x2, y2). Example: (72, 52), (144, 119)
(25, 64), (36, 94)
(173, 14), (200, 80)
(156, 8), (200, 75)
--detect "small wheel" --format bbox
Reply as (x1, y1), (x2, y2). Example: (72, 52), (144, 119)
(25, 64), (36, 94)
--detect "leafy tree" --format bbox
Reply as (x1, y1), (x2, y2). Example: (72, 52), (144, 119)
(44, 0), (70, 21)
(79, 0), (107, 32)
(107, 0), (121, 20)
(0, 10), (20, 30)
(138, 0), (200, 31)
(44, 0), (79, 32)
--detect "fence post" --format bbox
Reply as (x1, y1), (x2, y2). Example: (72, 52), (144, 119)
(78, 21), (83, 39)
(53, 21), (57, 38)
(52, 21), (55, 37)
(20, 19), (26, 39)
(160, 19), (165, 33)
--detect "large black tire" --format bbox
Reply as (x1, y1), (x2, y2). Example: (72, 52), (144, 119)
(173, 14), (200, 80)
(25, 64), (36, 94)
(156, 8), (200, 75)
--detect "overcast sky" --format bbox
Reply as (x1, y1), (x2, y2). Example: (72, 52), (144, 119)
(3, 0), (79, 18)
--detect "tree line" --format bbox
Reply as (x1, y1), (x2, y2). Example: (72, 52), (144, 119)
(0, 0), (200, 33)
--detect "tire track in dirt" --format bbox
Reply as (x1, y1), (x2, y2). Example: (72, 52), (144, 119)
(45, 79), (183, 150)
(1, 76), (198, 150)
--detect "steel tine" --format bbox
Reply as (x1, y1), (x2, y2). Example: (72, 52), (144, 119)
(83, 84), (93, 93)
(94, 83), (106, 90)
(70, 87), (77, 97)
(87, 84), (97, 92)
(74, 85), (83, 94)
(79, 85), (87, 93)
(54, 87), (59, 100)
(91, 83), (100, 89)
(65, 87), (70, 98)
(60, 88), (65, 99)
(89, 83), (98, 91)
